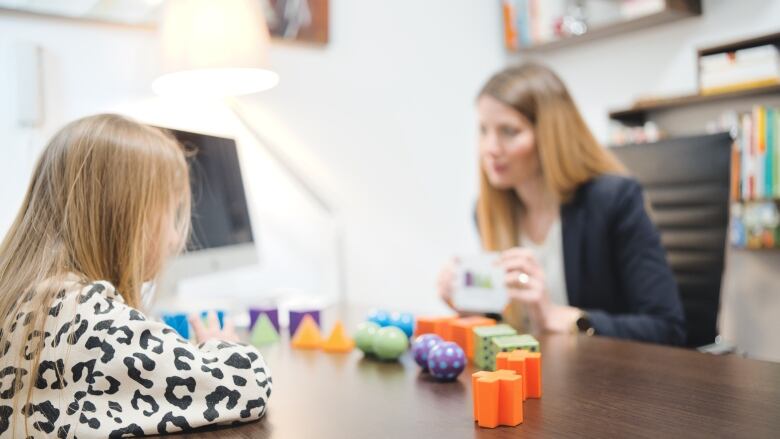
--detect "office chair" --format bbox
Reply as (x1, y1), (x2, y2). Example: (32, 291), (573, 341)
(612, 132), (733, 347)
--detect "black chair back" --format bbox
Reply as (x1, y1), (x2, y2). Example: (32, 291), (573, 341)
(612, 133), (732, 347)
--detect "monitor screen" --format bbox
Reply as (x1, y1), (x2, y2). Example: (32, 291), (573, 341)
(161, 128), (254, 251)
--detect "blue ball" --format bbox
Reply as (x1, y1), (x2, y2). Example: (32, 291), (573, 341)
(389, 312), (415, 338)
(426, 342), (466, 381)
(367, 310), (391, 327)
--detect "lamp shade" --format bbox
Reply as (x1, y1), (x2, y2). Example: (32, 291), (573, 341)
(153, 0), (279, 97)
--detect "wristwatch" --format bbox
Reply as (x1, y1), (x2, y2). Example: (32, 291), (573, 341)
(575, 311), (595, 336)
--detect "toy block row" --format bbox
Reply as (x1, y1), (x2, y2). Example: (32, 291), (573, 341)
(415, 315), (496, 358)
(472, 351), (542, 429)
(474, 326), (539, 371)
(473, 324), (517, 370)
(291, 314), (355, 353)
(248, 307), (320, 335)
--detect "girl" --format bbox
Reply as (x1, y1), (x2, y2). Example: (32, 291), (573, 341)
(0, 114), (271, 437)
(437, 63), (686, 345)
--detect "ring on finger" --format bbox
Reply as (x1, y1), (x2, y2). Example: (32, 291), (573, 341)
(516, 272), (530, 288)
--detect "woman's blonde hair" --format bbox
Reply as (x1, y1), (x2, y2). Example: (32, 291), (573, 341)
(476, 63), (626, 250)
(0, 113), (191, 434)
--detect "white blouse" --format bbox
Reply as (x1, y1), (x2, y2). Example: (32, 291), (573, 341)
(520, 219), (569, 306)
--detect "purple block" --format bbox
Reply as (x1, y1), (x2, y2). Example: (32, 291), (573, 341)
(412, 333), (443, 370)
(289, 309), (321, 335)
(427, 342), (466, 381)
(249, 307), (280, 332)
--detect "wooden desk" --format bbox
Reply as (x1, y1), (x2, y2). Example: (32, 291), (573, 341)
(180, 306), (780, 438)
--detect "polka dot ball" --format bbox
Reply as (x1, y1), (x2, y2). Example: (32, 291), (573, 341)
(426, 341), (465, 381)
(412, 333), (443, 370)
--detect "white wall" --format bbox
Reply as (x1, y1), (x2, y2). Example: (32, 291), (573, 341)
(520, 0), (780, 361)
(0, 13), (159, 233)
(240, 0), (506, 311)
(0, 0), (505, 314)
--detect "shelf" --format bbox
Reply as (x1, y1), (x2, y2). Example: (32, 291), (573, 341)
(514, 0), (701, 53)
(609, 84), (780, 125)
(733, 198), (780, 204)
(731, 246), (780, 251)
(698, 31), (780, 57)
(610, 31), (780, 125)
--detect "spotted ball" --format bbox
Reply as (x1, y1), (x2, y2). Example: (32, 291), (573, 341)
(426, 342), (465, 381)
(411, 333), (443, 370)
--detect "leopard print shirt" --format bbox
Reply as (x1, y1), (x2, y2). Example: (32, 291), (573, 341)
(0, 280), (272, 438)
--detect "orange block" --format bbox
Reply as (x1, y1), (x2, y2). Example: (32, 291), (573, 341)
(415, 316), (457, 339)
(524, 352), (542, 399)
(471, 370), (514, 419)
(496, 352), (510, 370)
(415, 317), (436, 336)
(322, 321), (354, 353)
(497, 351), (527, 400)
(452, 316), (496, 359)
(498, 375), (523, 426)
(472, 370), (523, 428)
(474, 374), (499, 428)
(291, 314), (323, 349)
(497, 350), (542, 399)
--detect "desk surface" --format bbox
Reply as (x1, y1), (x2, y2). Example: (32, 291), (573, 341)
(180, 306), (780, 439)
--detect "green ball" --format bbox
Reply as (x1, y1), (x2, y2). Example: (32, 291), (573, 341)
(355, 321), (381, 354)
(372, 326), (409, 361)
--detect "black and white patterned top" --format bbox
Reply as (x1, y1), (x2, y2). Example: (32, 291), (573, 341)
(0, 280), (272, 438)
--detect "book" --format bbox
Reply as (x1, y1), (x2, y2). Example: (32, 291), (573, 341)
(776, 110), (780, 196)
(699, 44), (780, 95)
(503, 0), (519, 51)
(767, 108), (775, 197)
(755, 106), (765, 199)
(516, 0), (531, 47)
(741, 112), (752, 200)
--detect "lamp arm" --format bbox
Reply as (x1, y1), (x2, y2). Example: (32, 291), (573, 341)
(226, 96), (335, 216)
(226, 96), (346, 301)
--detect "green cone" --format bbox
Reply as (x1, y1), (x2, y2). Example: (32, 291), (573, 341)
(250, 313), (280, 346)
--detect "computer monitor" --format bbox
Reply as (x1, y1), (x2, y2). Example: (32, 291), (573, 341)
(153, 127), (259, 307)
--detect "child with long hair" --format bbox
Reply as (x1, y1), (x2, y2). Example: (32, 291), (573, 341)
(0, 114), (271, 437)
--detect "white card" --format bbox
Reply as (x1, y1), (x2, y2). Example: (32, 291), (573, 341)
(452, 253), (507, 313)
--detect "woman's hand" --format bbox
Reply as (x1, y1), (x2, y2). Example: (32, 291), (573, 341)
(501, 248), (581, 334)
(436, 257), (459, 310)
(188, 311), (240, 343)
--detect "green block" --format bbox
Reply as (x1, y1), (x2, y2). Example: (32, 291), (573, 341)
(492, 334), (540, 352)
(472, 324), (516, 370)
(487, 334), (540, 371)
(250, 314), (280, 346)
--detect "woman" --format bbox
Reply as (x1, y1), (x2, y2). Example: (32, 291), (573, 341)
(0, 114), (271, 438)
(438, 63), (686, 345)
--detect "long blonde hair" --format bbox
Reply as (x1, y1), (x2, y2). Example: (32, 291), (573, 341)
(0, 114), (191, 434)
(476, 63), (626, 250)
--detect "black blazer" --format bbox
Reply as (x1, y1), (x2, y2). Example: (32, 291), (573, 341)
(561, 175), (686, 345)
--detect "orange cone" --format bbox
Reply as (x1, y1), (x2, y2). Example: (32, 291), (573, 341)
(291, 314), (323, 349)
(323, 321), (355, 353)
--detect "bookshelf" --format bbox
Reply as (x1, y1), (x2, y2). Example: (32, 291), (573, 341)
(609, 84), (780, 125)
(504, 0), (701, 53)
(610, 32), (780, 125)
(607, 32), (780, 250)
